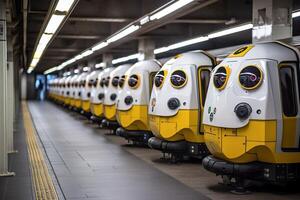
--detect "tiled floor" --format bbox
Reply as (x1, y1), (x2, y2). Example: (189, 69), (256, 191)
(0, 111), (34, 200)
(28, 101), (208, 200)
(2, 101), (300, 200)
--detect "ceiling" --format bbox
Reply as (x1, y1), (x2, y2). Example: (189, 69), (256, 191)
(20, 0), (300, 73)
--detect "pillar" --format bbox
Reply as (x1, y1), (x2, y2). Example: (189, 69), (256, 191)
(252, 0), (293, 43)
(102, 54), (113, 68)
(0, 0), (14, 176)
(138, 38), (155, 61)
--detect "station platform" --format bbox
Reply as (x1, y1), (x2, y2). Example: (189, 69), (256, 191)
(1, 101), (300, 200)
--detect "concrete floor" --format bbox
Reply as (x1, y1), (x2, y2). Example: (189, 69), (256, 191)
(5, 101), (299, 200)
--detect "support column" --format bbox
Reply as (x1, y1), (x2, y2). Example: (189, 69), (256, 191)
(0, 0), (14, 176)
(7, 36), (16, 154)
(88, 60), (96, 71)
(102, 54), (113, 68)
(138, 39), (155, 61)
(252, 0), (293, 43)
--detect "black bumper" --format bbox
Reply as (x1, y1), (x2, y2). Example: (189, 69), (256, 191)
(202, 155), (300, 183)
(90, 115), (104, 124)
(116, 127), (153, 143)
(148, 137), (209, 157)
(101, 119), (119, 130)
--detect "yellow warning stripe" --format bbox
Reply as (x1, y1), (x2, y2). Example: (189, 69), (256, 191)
(22, 102), (58, 200)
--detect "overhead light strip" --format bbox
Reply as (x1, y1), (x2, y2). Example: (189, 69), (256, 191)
(43, 6), (300, 75)
(28, 0), (76, 73)
(44, 0), (197, 74)
(150, 0), (194, 20)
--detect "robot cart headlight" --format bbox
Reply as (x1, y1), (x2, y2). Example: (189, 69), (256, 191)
(93, 78), (98, 87)
(104, 77), (110, 87)
(100, 78), (105, 87)
(124, 96), (133, 105)
(88, 80), (93, 87)
(239, 65), (263, 90)
(118, 75), (126, 88)
(168, 98), (180, 110)
(213, 66), (230, 90)
(98, 93), (104, 100)
(234, 103), (252, 120)
(112, 76), (119, 87)
(155, 70), (165, 88)
(128, 74), (140, 89)
(170, 70), (187, 88)
(110, 93), (117, 101)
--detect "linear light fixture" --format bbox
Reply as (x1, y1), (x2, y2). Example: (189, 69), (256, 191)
(44, 14), (65, 34)
(292, 10), (300, 18)
(107, 25), (140, 43)
(80, 50), (93, 57)
(56, 0), (75, 12)
(154, 23), (253, 55)
(43, 5), (300, 74)
(43, 0), (196, 74)
(83, 67), (90, 72)
(44, 67), (58, 74)
(150, 0), (194, 20)
(95, 62), (106, 69)
(112, 53), (140, 64)
(208, 23), (253, 39)
(28, 0), (76, 73)
(92, 42), (109, 51)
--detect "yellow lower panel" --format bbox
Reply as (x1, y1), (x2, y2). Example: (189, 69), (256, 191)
(149, 110), (203, 142)
(204, 120), (300, 163)
(282, 116), (297, 148)
(91, 103), (103, 117)
(82, 100), (90, 112)
(104, 104), (117, 120)
(70, 98), (75, 106)
(64, 97), (71, 105)
(75, 99), (81, 108)
(116, 105), (149, 131)
(22, 102), (58, 200)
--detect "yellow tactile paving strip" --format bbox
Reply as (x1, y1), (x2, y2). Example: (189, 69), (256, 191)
(22, 102), (58, 200)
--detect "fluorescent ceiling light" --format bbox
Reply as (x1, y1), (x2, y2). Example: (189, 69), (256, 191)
(169, 36), (209, 49)
(75, 54), (83, 60)
(208, 23), (253, 39)
(140, 16), (150, 25)
(55, 0), (75, 12)
(150, 0), (194, 20)
(107, 25), (140, 43)
(95, 62), (106, 68)
(80, 50), (93, 57)
(83, 67), (90, 72)
(33, 34), (53, 58)
(112, 53), (139, 64)
(154, 24), (253, 55)
(292, 10), (300, 18)
(27, 67), (34, 74)
(44, 67), (57, 75)
(154, 36), (209, 54)
(30, 58), (39, 67)
(45, 14), (65, 34)
(92, 42), (109, 51)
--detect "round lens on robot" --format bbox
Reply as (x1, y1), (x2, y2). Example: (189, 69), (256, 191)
(213, 67), (228, 90)
(112, 76), (119, 87)
(239, 66), (262, 90)
(118, 75), (126, 88)
(155, 70), (165, 88)
(128, 74), (139, 88)
(170, 70), (187, 88)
